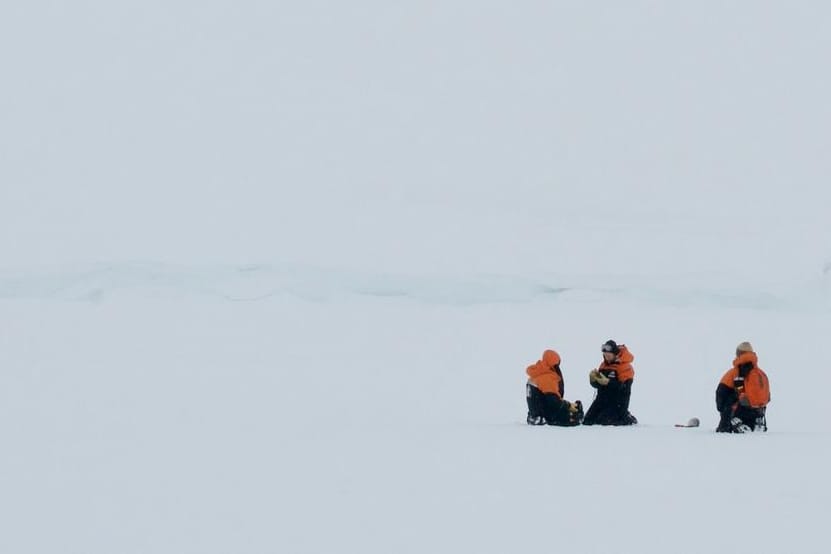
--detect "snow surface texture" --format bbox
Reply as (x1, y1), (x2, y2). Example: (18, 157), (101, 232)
(3, 265), (830, 554)
(2, 2), (831, 554)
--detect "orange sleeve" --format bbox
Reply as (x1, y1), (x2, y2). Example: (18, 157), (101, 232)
(617, 363), (634, 382)
(720, 369), (737, 388)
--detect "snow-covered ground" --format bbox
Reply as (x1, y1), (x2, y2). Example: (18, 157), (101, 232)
(0, 263), (829, 553)
(3, 2), (831, 553)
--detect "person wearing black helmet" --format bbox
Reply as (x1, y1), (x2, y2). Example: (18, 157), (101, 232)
(583, 340), (638, 426)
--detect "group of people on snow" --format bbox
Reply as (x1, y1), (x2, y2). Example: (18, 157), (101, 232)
(525, 340), (770, 433)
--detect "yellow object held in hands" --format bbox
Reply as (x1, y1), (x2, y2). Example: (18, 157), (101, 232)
(589, 369), (610, 386)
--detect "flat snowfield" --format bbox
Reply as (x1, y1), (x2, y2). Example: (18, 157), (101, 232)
(1, 266), (828, 553)
(2, 1), (831, 553)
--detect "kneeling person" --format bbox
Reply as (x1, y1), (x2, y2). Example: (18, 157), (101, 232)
(716, 342), (770, 433)
(583, 340), (638, 426)
(526, 349), (583, 426)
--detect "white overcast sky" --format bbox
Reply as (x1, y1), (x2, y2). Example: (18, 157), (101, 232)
(1, 2), (829, 273)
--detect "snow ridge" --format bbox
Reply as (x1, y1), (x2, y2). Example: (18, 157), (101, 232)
(0, 262), (826, 311)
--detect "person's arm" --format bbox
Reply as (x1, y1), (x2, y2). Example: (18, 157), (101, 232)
(604, 370), (621, 390)
(716, 382), (736, 413)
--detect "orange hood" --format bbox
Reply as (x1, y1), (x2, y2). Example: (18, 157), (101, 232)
(616, 346), (634, 364)
(526, 349), (564, 397)
(527, 349), (561, 379)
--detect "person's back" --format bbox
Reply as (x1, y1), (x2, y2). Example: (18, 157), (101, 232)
(525, 349), (583, 426)
(716, 342), (770, 433)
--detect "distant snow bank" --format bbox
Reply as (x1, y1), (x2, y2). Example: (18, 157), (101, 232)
(0, 262), (827, 311)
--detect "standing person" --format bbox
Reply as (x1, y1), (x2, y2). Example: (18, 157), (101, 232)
(716, 342), (770, 433)
(583, 340), (638, 426)
(525, 349), (583, 426)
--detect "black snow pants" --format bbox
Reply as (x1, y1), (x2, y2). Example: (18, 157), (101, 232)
(526, 384), (582, 426)
(583, 379), (636, 426)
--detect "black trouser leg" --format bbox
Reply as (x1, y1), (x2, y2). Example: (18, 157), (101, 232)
(582, 395), (602, 425)
(716, 409), (734, 432)
(526, 384), (544, 423)
(734, 406), (765, 430)
(584, 383), (634, 426)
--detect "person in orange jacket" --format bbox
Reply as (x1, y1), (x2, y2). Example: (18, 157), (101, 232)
(583, 340), (638, 426)
(716, 342), (770, 433)
(525, 349), (583, 426)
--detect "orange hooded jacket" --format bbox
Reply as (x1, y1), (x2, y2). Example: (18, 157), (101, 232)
(597, 345), (635, 382)
(526, 349), (564, 398)
(719, 351), (770, 408)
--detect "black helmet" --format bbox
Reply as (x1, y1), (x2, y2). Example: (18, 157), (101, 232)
(601, 340), (620, 354)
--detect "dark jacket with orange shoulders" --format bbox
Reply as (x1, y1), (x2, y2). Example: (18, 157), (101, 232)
(526, 349), (572, 422)
(596, 345), (635, 384)
(583, 345), (636, 426)
(526, 349), (565, 398)
(716, 351), (770, 412)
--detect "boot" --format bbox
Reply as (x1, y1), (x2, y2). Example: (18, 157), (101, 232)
(753, 415), (767, 432)
(730, 417), (751, 434)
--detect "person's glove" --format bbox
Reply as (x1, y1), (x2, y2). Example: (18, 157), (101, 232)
(589, 370), (610, 386)
(738, 394), (751, 407)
